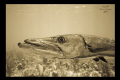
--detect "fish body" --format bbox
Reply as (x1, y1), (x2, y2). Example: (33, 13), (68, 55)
(18, 34), (115, 60)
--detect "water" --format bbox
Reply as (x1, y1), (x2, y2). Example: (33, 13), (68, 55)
(6, 4), (115, 51)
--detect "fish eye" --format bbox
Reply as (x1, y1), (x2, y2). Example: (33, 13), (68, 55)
(57, 36), (65, 43)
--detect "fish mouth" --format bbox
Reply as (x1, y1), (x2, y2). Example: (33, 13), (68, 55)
(18, 39), (62, 53)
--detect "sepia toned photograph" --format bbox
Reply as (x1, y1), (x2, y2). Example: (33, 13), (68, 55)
(6, 4), (115, 77)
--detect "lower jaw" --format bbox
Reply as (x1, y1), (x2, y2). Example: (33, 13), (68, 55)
(19, 43), (60, 50)
(18, 44), (62, 54)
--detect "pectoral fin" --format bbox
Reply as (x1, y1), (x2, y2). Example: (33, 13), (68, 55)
(86, 44), (111, 53)
(93, 56), (107, 63)
(98, 56), (108, 63)
(93, 57), (99, 62)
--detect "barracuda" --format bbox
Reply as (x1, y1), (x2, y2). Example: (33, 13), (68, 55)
(18, 34), (115, 62)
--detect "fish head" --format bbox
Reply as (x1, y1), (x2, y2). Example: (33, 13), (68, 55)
(18, 34), (86, 58)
